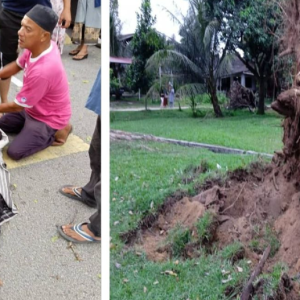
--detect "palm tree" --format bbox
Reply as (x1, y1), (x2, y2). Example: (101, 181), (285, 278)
(146, 0), (232, 117)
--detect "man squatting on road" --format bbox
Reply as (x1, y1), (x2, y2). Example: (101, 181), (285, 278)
(0, 4), (72, 160)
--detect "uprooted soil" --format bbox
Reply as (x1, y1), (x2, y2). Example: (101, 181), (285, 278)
(121, 161), (300, 269)
(120, 160), (300, 298)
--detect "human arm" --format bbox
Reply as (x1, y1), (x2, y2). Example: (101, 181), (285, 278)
(0, 62), (22, 79)
(0, 102), (23, 113)
(59, 0), (71, 28)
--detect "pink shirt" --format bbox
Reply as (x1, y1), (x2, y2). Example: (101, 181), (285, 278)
(16, 41), (71, 130)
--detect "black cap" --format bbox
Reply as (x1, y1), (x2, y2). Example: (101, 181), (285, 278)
(26, 4), (58, 33)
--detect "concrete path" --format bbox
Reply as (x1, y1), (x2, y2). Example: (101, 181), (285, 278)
(111, 130), (273, 158)
(0, 43), (101, 300)
(110, 106), (190, 111)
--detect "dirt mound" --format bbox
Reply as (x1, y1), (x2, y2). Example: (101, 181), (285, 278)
(128, 163), (299, 267)
(120, 160), (300, 298)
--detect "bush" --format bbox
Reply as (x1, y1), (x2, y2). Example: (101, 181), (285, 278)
(194, 92), (228, 105)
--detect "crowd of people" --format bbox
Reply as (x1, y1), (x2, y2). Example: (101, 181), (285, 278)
(0, 0), (101, 242)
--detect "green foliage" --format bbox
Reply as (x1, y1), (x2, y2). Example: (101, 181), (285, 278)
(249, 239), (261, 253)
(126, 0), (166, 93)
(254, 263), (288, 298)
(196, 92), (228, 105)
(110, 0), (121, 56)
(110, 68), (120, 91)
(221, 0), (283, 114)
(264, 225), (280, 257)
(146, 0), (233, 117)
(167, 224), (191, 257)
(220, 242), (244, 261)
(196, 211), (215, 243)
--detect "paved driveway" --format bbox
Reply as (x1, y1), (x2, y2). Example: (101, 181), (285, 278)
(0, 42), (101, 300)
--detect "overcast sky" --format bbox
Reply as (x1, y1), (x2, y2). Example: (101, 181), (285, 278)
(118, 0), (189, 41)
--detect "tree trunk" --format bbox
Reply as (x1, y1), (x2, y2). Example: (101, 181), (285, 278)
(208, 80), (223, 118)
(257, 76), (266, 115)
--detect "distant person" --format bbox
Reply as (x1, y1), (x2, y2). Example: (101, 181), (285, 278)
(0, 5), (71, 160)
(69, 0), (101, 60)
(58, 69), (101, 244)
(168, 82), (175, 108)
(160, 88), (164, 107)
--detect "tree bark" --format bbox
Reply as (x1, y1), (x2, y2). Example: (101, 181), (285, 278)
(257, 76), (266, 115)
(208, 76), (223, 118)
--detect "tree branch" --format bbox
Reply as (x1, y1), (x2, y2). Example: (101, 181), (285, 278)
(234, 50), (258, 77)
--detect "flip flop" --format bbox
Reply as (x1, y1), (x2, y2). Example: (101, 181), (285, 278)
(59, 185), (97, 208)
(59, 185), (82, 200)
(57, 222), (101, 244)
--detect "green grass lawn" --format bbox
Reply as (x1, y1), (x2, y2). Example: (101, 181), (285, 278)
(110, 140), (272, 299)
(110, 109), (283, 154)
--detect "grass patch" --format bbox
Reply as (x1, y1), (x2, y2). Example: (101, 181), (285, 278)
(110, 140), (271, 299)
(264, 225), (280, 257)
(196, 211), (216, 243)
(111, 109), (283, 154)
(220, 242), (245, 262)
(253, 263), (288, 299)
(167, 224), (192, 257)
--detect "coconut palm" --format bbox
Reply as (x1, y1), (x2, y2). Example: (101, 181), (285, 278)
(146, 0), (232, 117)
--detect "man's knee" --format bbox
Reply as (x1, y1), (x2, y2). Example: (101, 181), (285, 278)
(7, 146), (23, 161)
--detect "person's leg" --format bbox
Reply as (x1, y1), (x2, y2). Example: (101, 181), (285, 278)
(59, 116), (100, 206)
(72, 43), (88, 60)
(0, 9), (22, 104)
(87, 180), (100, 237)
(58, 116), (101, 243)
(0, 111), (25, 134)
(7, 113), (56, 160)
(58, 180), (100, 243)
(81, 116), (100, 204)
(52, 123), (73, 146)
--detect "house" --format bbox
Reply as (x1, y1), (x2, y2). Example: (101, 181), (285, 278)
(110, 56), (132, 80)
(218, 56), (256, 92)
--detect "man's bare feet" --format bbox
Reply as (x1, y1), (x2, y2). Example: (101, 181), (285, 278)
(59, 223), (101, 243)
(52, 123), (72, 146)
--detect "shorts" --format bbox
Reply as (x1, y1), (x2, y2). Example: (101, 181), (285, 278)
(0, 8), (22, 69)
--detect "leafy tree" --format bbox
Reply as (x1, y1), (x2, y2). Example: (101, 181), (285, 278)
(126, 0), (166, 94)
(146, 0), (232, 117)
(221, 0), (282, 114)
(110, 0), (122, 56)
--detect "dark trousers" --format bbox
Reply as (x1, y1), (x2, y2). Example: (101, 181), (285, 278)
(0, 111), (56, 160)
(85, 116), (100, 237)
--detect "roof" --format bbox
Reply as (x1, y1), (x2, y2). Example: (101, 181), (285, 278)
(118, 33), (134, 42)
(228, 56), (254, 76)
(110, 57), (132, 64)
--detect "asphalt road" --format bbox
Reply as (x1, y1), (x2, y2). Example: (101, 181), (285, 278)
(0, 42), (101, 300)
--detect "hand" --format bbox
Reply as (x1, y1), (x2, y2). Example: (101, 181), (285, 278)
(59, 8), (71, 28)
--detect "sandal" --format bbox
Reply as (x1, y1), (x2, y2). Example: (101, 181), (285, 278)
(57, 222), (101, 244)
(59, 185), (97, 208)
(72, 54), (88, 61)
(69, 49), (81, 56)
